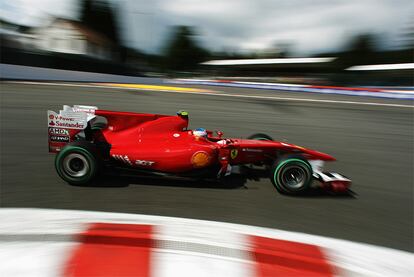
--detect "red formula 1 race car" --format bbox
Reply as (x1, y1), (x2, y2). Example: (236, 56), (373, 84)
(47, 105), (351, 194)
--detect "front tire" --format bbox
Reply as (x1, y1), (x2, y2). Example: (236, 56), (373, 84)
(247, 133), (273, 141)
(270, 156), (312, 195)
(55, 142), (100, 185)
(247, 133), (274, 168)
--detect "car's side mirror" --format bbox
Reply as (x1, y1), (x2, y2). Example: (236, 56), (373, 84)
(216, 130), (223, 138)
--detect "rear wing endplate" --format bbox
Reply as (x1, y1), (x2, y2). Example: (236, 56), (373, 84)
(47, 105), (98, 152)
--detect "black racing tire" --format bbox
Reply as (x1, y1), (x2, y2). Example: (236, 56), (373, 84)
(247, 133), (274, 141)
(55, 141), (101, 185)
(247, 133), (274, 168)
(270, 156), (312, 195)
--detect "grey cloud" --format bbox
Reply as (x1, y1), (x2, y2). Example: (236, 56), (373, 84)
(2, 0), (412, 55)
(139, 0), (414, 54)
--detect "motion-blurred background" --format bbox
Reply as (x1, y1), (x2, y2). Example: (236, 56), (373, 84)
(1, 0), (413, 86)
(1, 0), (414, 262)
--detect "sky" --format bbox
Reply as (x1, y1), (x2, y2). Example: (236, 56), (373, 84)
(1, 0), (413, 55)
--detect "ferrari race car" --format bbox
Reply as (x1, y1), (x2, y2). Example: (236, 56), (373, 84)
(48, 105), (351, 194)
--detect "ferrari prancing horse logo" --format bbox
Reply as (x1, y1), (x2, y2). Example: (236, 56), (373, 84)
(230, 149), (238, 159)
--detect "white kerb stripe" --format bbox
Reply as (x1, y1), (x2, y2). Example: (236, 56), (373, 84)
(151, 222), (254, 277)
(325, 246), (414, 277)
(152, 250), (253, 277)
(0, 242), (78, 277)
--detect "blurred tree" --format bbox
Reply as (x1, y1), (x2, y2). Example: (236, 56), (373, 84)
(268, 42), (293, 58)
(398, 19), (414, 49)
(336, 33), (378, 68)
(163, 26), (209, 71)
(80, 0), (120, 45)
(348, 34), (377, 53)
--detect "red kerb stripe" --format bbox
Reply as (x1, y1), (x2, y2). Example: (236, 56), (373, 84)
(63, 223), (153, 277)
(249, 235), (335, 277)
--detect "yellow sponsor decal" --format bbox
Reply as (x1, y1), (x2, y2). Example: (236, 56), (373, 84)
(98, 83), (211, 93)
(230, 149), (238, 159)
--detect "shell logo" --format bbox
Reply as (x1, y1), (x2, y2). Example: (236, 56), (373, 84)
(191, 151), (211, 168)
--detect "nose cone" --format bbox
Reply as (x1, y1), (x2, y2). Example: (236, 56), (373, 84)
(303, 148), (336, 161)
(283, 143), (336, 161)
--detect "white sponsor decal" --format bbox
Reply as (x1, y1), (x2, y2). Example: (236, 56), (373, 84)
(47, 109), (88, 130)
(47, 105), (98, 130)
(135, 160), (155, 166)
(48, 127), (69, 136)
(112, 155), (155, 167)
(112, 154), (133, 166)
(49, 135), (70, 143)
(73, 105), (98, 121)
(241, 148), (263, 152)
(73, 105), (97, 114)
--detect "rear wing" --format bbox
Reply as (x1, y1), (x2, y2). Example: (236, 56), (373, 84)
(47, 105), (97, 153)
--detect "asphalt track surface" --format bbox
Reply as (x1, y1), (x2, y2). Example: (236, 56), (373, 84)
(0, 82), (413, 252)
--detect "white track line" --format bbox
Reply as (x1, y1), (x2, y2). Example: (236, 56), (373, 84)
(5, 81), (414, 109)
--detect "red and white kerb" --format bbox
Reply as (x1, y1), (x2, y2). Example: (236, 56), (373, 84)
(0, 209), (412, 277)
(63, 222), (334, 277)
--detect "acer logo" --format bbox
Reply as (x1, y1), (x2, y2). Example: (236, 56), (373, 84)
(135, 160), (155, 166)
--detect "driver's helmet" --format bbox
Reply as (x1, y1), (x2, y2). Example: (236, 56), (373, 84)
(193, 128), (207, 138)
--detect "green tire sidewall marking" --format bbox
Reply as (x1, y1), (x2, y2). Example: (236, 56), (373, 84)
(55, 146), (97, 183)
(273, 158), (312, 192)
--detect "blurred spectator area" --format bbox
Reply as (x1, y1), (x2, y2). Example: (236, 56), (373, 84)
(36, 18), (112, 60)
(0, 17), (143, 76)
(198, 49), (414, 86)
(2, 18), (113, 60)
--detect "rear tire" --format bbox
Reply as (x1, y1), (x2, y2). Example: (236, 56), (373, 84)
(55, 141), (101, 185)
(270, 156), (312, 195)
(90, 116), (108, 130)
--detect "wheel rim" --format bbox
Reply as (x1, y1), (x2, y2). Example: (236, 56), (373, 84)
(280, 165), (307, 189)
(62, 153), (89, 178)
